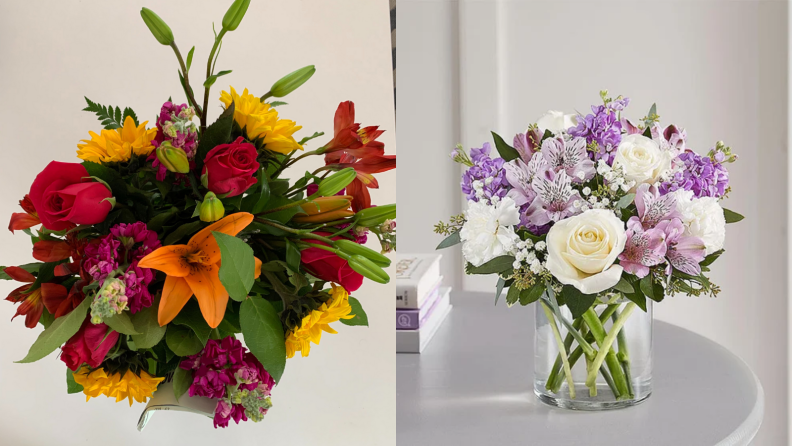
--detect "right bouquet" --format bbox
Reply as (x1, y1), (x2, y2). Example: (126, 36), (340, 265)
(436, 91), (742, 404)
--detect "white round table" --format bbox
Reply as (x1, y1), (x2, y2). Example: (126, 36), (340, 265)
(397, 292), (764, 445)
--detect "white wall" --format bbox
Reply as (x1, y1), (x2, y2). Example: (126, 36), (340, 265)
(0, 1), (396, 445)
(399, 1), (787, 444)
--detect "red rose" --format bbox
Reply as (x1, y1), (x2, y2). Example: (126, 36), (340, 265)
(300, 233), (363, 292)
(29, 161), (113, 231)
(60, 319), (119, 371)
(202, 136), (259, 197)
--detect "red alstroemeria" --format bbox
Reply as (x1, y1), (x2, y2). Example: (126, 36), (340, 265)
(4, 267), (44, 328)
(323, 101), (385, 162)
(334, 153), (396, 212)
(42, 280), (86, 319)
(32, 240), (72, 262)
(8, 195), (41, 233)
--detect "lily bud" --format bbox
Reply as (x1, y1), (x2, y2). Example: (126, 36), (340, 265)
(199, 192), (225, 222)
(293, 196), (354, 224)
(335, 239), (391, 268)
(140, 8), (174, 45)
(355, 204), (396, 228)
(348, 255), (390, 284)
(156, 142), (190, 173)
(269, 65), (316, 98)
(222, 0), (251, 31)
(316, 168), (356, 197)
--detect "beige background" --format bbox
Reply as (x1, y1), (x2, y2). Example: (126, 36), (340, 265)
(0, 0), (396, 445)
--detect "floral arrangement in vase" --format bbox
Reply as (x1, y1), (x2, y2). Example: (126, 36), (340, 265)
(3, 0), (396, 428)
(436, 91), (740, 409)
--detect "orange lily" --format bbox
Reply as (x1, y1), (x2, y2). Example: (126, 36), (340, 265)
(138, 213), (262, 328)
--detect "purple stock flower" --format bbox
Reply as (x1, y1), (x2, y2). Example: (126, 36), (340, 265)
(524, 170), (581, 226)
(213, 400), (248, 428)
(660, 151), (729, 198)
(619, 220), (668, 278)
(632, 183), (679, 230)
(461, 143), (509, 202)
(569, 103), (625, 164)
(541, 136), (595, 183)
(656, 219), (706, 275)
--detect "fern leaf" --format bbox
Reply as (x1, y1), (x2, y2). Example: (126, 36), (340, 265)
(122, 107), (139, 126)
(82, 97), (139, 130)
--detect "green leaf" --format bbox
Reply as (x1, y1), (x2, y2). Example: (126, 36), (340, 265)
(260, 196), (301, 224)
(214, 232), (256, 302)
(616, 194), (635, 209)
(172, 300), (213, 345)
(613, 277), (634, 294)
(81, 161), (128, 202)
(241, 169), (271, 214)
(561, 285), (597, 319)
(186, 46), (195, 72)
(195, 102), (235, 172)
(467, 256), (515, 275)
(340, 296), (368, 326)
(240, 296), (286, 383)
(519, 283), (545, 306)
(146, 206), (179, 233)
(0, 263), (42, 280)
(494, 277), (506, 306)
(172, 366), (192, 402)
(505, 286), (520, 307)
(491, 131), (520, 161)
(723, 208), (744, 223)
(16, 296), (91, 363)
(104, 311), (140, 335)
(130, 299), (167, 349)
(436, 232), (461, 250)
(624, 290), (647, 312)
(164, 221), (203, 245)
(268, 101), (288, 107)
(203, 69), (233, 88)
(639, 276), (665, 303)
(82, 97), (131, 130)
(701, 249), (724, 267)
(285, 240), (300, 273)
(166, 324), (204, 356)
(66, 368), (83, 394)
(297, 131), (325, 146)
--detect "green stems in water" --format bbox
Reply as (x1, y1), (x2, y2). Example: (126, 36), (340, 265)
(585, 303), (636, 389)
(540, 301), (576, 399)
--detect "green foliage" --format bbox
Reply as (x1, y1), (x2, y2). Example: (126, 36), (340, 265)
(130, 301), (167, 349)
(16, 296), (91, 363)
(66, 368), (83, 394)
(340, 297), (368, 326)
(297, 131), (324, 146)
(82, 97), (138, 129)
(723, 208), (744, 223)
(240, 296), (286, 383)
(561, 285), (597, 319)
(519, 283), (546, 306)
(466, 256), (514, 275)
(436, 231), (461, 250)
(494, 277), (507, 306)
(172, 366), (192, 402)
(240, 169), (271, 214)
(491, 131), (520, 161)
(164, 221), (203, 245)
(166, 324), (204, 356)
(214, 232), (256, 302)
(172, 300), (213, 345)
(203, 70), (233, 88)
(104, 312), (140, 335)
(195, 102), (236, 172)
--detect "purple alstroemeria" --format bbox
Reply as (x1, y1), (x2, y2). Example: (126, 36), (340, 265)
(503, 155), (548, 207)
(541, 136), (596, 183)
(524, 170), (581, 226)
(633, 183), (679, 230)
(513, 128), (542, 163)
(619, 219), (668, 278)
(650, 124), (687, 156)
(655, 218), (707, 275)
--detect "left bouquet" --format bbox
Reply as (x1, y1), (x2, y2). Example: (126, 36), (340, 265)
(3, 0), (396, 429)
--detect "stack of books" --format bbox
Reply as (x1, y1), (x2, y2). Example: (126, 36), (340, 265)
(395, 253), (452, 353)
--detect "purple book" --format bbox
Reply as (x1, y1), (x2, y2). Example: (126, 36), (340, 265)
(396, 286), (447, 330)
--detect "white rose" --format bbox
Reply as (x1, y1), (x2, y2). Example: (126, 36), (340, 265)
(460, 196), (521, 267)
(613, 134), (672, 187)
(536, 110), (578, 134)
(672, 190), (726, 255)
(545, 209), (627, 294)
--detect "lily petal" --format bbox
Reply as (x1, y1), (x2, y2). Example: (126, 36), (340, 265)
(254, 257), (262, 279)
(189, 212), (254, 264)
(185, 264), (228, 328)
(158, 275), (193, 326)
(138, 245), (191, 277)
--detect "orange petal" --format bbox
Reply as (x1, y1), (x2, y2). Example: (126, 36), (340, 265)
(32, 240), (71, 262)
(138, 245), (191, 277)
(158, 275), (193, 326)
(8, 212), (41, 233)
(188, 212), (254, 265)
(184, 264), (228, 329)
(254, 257), (262, 279)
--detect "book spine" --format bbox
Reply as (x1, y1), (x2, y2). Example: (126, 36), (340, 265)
(396, 310), (420, 329)
(396, 285), (418, 308)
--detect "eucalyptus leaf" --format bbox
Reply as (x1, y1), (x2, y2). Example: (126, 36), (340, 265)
(436, 232), (461, 250)
(616, 194), (635, 209)
(494, 277), (506, 306)
(240, 296), (286, 383)
(16, 296), (91, 363)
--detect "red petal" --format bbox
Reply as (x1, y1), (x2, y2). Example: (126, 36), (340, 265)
(8, 212), (41, 233)
(346, 179), (372, 212)
(4, 266), (36, 283)
(41, 283), (68, 315)
(32, 240), (72, 262)
(333, 101), (356, 136)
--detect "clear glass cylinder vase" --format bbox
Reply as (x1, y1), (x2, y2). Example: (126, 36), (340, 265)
(534, 297), (652, 410)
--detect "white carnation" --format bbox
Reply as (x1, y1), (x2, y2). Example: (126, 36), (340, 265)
(460, 196), (521, 267)
(673, 189), (726, 255)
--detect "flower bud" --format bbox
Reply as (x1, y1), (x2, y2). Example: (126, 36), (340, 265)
(140, 8), (174, 45)
(269, 65), (316, 98)
(450, 144), (474, 167)
(293, 209), (354, 224)
(156, 141), (190, 174)
(335, 239), (391, 268)
(355, 204), (396, 227)
(222, 0), (251, 31)
(316, 168), (356, 197)
(199, 192), (225, 222)
(348, 255), (390, 284)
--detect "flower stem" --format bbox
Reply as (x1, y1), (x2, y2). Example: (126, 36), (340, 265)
(540, 301), (576, 399)
(612, 310), (634, 398)
(201, 29), (227, 132)
(585, 302), (636, 389)
(169, 42), (202, 119)
(541, 297), (596, 360)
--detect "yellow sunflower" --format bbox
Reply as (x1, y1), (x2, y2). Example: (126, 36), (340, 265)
(72, 367), (164, 406)
(77, 116), (157, 163)
(285, 284), (354, 358)
(219, 87), (303, 154)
